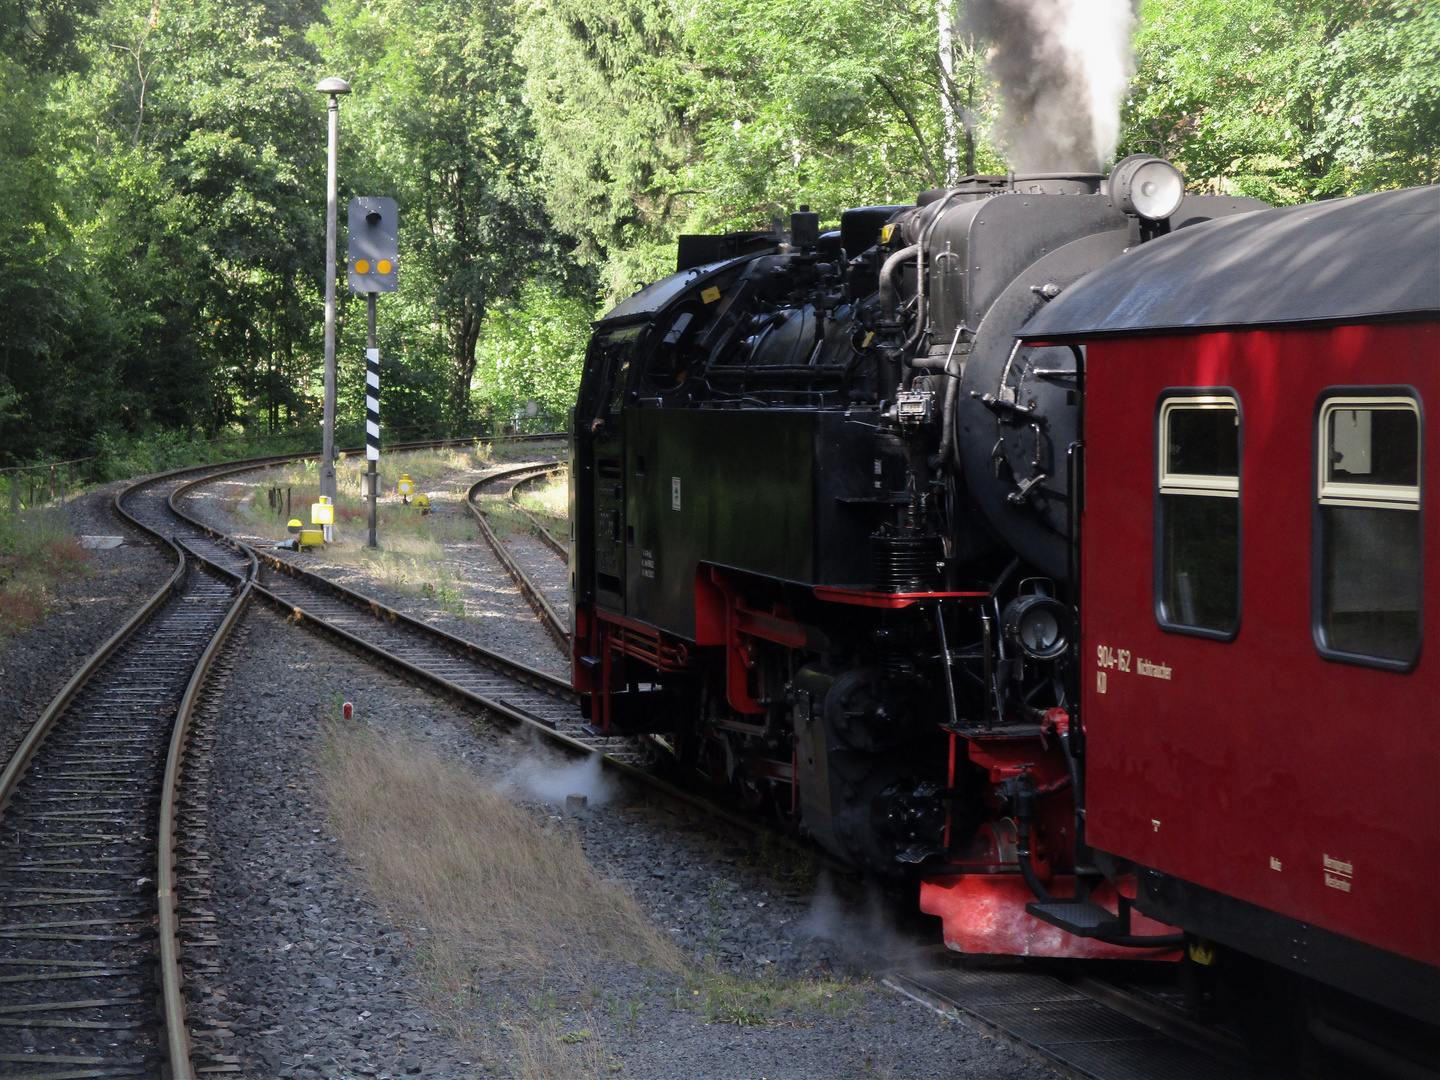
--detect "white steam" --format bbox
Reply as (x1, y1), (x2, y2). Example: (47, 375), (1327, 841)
(966, 0), (1137, 172)
(501, 751), (620, 807)
(798, 873), (924, 967)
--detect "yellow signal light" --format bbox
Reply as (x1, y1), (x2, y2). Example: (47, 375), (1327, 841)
(310, 495), (334, 525)
(398, 474), (414, 495)
(355, 259), (370, 274)
(377, 259), (393, 274)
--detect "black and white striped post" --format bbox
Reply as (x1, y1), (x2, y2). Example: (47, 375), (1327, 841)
(365, 293), (380, 549)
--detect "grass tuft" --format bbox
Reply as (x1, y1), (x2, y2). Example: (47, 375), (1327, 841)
(0, 507), (90, 640)
(319, 725), (685, 976)
(508, 1014), (620, 1079)
(513, 473), (568, 522)
(689, 969), (862, 1027)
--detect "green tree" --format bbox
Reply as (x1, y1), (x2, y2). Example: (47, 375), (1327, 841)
(74, 0), (326, 436)
(473, 281), (594, 422)
(519, 0), (1005, 299)
(0, 57), (122, 464)
(1123, 0), (1440, 201)
(517, 0), (698, 297)
(326, 0), (575, 424)
(676, 0), (1003, 228)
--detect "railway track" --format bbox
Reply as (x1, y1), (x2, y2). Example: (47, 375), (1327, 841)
(0, 466), (256, 1080)
(132, 446), (1259, 1080)
(0, 434), (561, 1080)
(465, 462), (570, 652)
(506, 468), (569, 560)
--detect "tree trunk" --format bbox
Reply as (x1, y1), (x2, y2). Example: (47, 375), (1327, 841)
(450, 303), (483, 423)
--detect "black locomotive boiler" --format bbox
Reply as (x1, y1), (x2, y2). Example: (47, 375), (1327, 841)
(568, 160), (1261, 952)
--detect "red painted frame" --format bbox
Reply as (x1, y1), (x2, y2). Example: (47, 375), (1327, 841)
(1081, 319), (1439, 969)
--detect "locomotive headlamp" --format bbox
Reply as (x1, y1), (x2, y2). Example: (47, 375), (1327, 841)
(1108, 155), (1185, 222)
(1002, 594), (1071, 661)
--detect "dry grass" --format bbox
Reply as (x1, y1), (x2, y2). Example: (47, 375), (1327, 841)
(507, 1016), (618, 1079)
(320, 726), (679, 1077)
(513, 473), (568, 523)
(320, 725), (685, 975)
(235, 453), (490, 613)
(0, 508), (90, 640)
(317, 719), (865, 1072)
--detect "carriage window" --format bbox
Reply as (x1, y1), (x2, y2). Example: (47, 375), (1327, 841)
(1316, 396), (1422, 667)
(1156, 395), (1241, 637)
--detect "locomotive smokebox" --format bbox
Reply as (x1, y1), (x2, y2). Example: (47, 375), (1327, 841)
(892, 167), (1266, 578)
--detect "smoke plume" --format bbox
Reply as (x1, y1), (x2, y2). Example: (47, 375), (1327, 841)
(965, 0), (1137, 173)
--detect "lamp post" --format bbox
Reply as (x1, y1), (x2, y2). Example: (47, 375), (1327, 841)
(316, 76), (350, 505)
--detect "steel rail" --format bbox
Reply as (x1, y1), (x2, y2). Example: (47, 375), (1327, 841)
(0, 542), (187, 822)
(110, 467), (265, 1080)
(883, 965), (1258, 1080)
(465, 463), (570, 651)
(508, 469), (569, 560)
(166, 462), (573, 698)
(155, 550), (257, 1079)
(0, 460), (268, 1079)
(160, 459), (845, 873)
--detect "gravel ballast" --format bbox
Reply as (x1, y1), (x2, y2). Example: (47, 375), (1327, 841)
(178, 450), (569, 678)
(0, 483), (172, 764)
(186, 604), (1055, 1080)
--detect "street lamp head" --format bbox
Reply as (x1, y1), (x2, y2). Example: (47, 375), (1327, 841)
(316, 77), (351, 96)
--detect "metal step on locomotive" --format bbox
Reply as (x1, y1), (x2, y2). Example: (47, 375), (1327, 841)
(567, 156), (1439, 1074)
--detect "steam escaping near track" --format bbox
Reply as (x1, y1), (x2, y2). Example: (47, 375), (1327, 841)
(966, 0), (1137, 172)
(504, 751), (620, 808)
(799, 873), (924, 966)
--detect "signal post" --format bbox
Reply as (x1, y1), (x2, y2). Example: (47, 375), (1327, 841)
(348, 196), (399, 548)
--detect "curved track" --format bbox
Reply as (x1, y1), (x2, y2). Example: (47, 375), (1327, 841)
(0, 465), (257, 1080)
(79, 444), (1266, 1080)
(464, 462), (569, 652)
(506, 469), (569, 560)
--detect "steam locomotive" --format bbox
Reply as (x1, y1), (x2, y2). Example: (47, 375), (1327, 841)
(568, 158), (1438, 1068)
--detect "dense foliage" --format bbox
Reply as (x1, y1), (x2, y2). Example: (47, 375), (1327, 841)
(0, 0), (1435, 468)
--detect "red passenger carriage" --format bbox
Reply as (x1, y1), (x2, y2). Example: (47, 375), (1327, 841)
(1007, 186), (1439, 1040)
